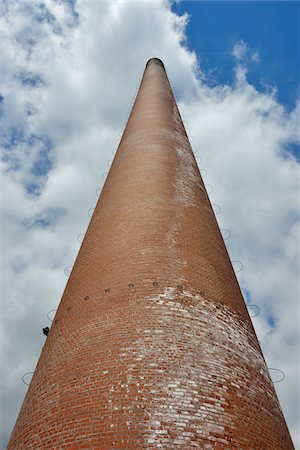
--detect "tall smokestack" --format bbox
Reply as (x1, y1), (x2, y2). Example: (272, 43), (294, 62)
(8, 58), (294, 449)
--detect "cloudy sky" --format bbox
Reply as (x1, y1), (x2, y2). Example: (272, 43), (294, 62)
(0, 0), (299, 448)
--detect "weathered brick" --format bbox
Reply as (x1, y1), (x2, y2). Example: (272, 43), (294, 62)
(8, 58), (294, 449)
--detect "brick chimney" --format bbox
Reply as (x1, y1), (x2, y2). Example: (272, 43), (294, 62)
(8, 58), (294, 449)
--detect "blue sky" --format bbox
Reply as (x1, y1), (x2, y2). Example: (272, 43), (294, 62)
(172, 1), (299, 109)
(172, 1), (300, 159)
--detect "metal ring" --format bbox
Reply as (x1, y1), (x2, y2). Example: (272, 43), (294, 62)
(177, 285), (182, 289)
(105, 288), (110, 293)
(95, 188), (101, 196)
(205, 184), (213, 195)
(128, 284), (134, 288)
(232, 260), (243, 273)
(88, 208), (94, 217)
(268, 368), (285, 383)
(64, 266), (72, 277)
(22, 372), (34, 386)
(247, 304), (260, 318)
(220, 229), (231, 240)
(47, 309), (56, 322)
(231, 260), (243, 273)
(153, 282), (159, 287)
(77, 233), (85, 243)
(212, 204), (221, 215)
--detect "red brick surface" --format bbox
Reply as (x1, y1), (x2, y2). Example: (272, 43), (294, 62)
(8, 58), (294, 449)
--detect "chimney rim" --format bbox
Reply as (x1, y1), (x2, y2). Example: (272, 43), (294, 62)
(146, 58), (165, 69)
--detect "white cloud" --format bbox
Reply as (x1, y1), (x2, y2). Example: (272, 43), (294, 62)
(232, 38), (260, 63)
(0, 0), (299, 448)
(232, 39), (248, 61)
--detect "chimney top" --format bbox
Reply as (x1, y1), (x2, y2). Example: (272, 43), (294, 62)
(146, 58), (165, 69)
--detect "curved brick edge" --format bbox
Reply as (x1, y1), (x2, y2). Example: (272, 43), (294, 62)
(146, 57), (165, 69)
(8, 289), (293, 449)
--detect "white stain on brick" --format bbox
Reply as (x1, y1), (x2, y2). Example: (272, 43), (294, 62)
(102, 286), (284, 448)
(124, 288), (281, 446)
(171, 104), (207, 209)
